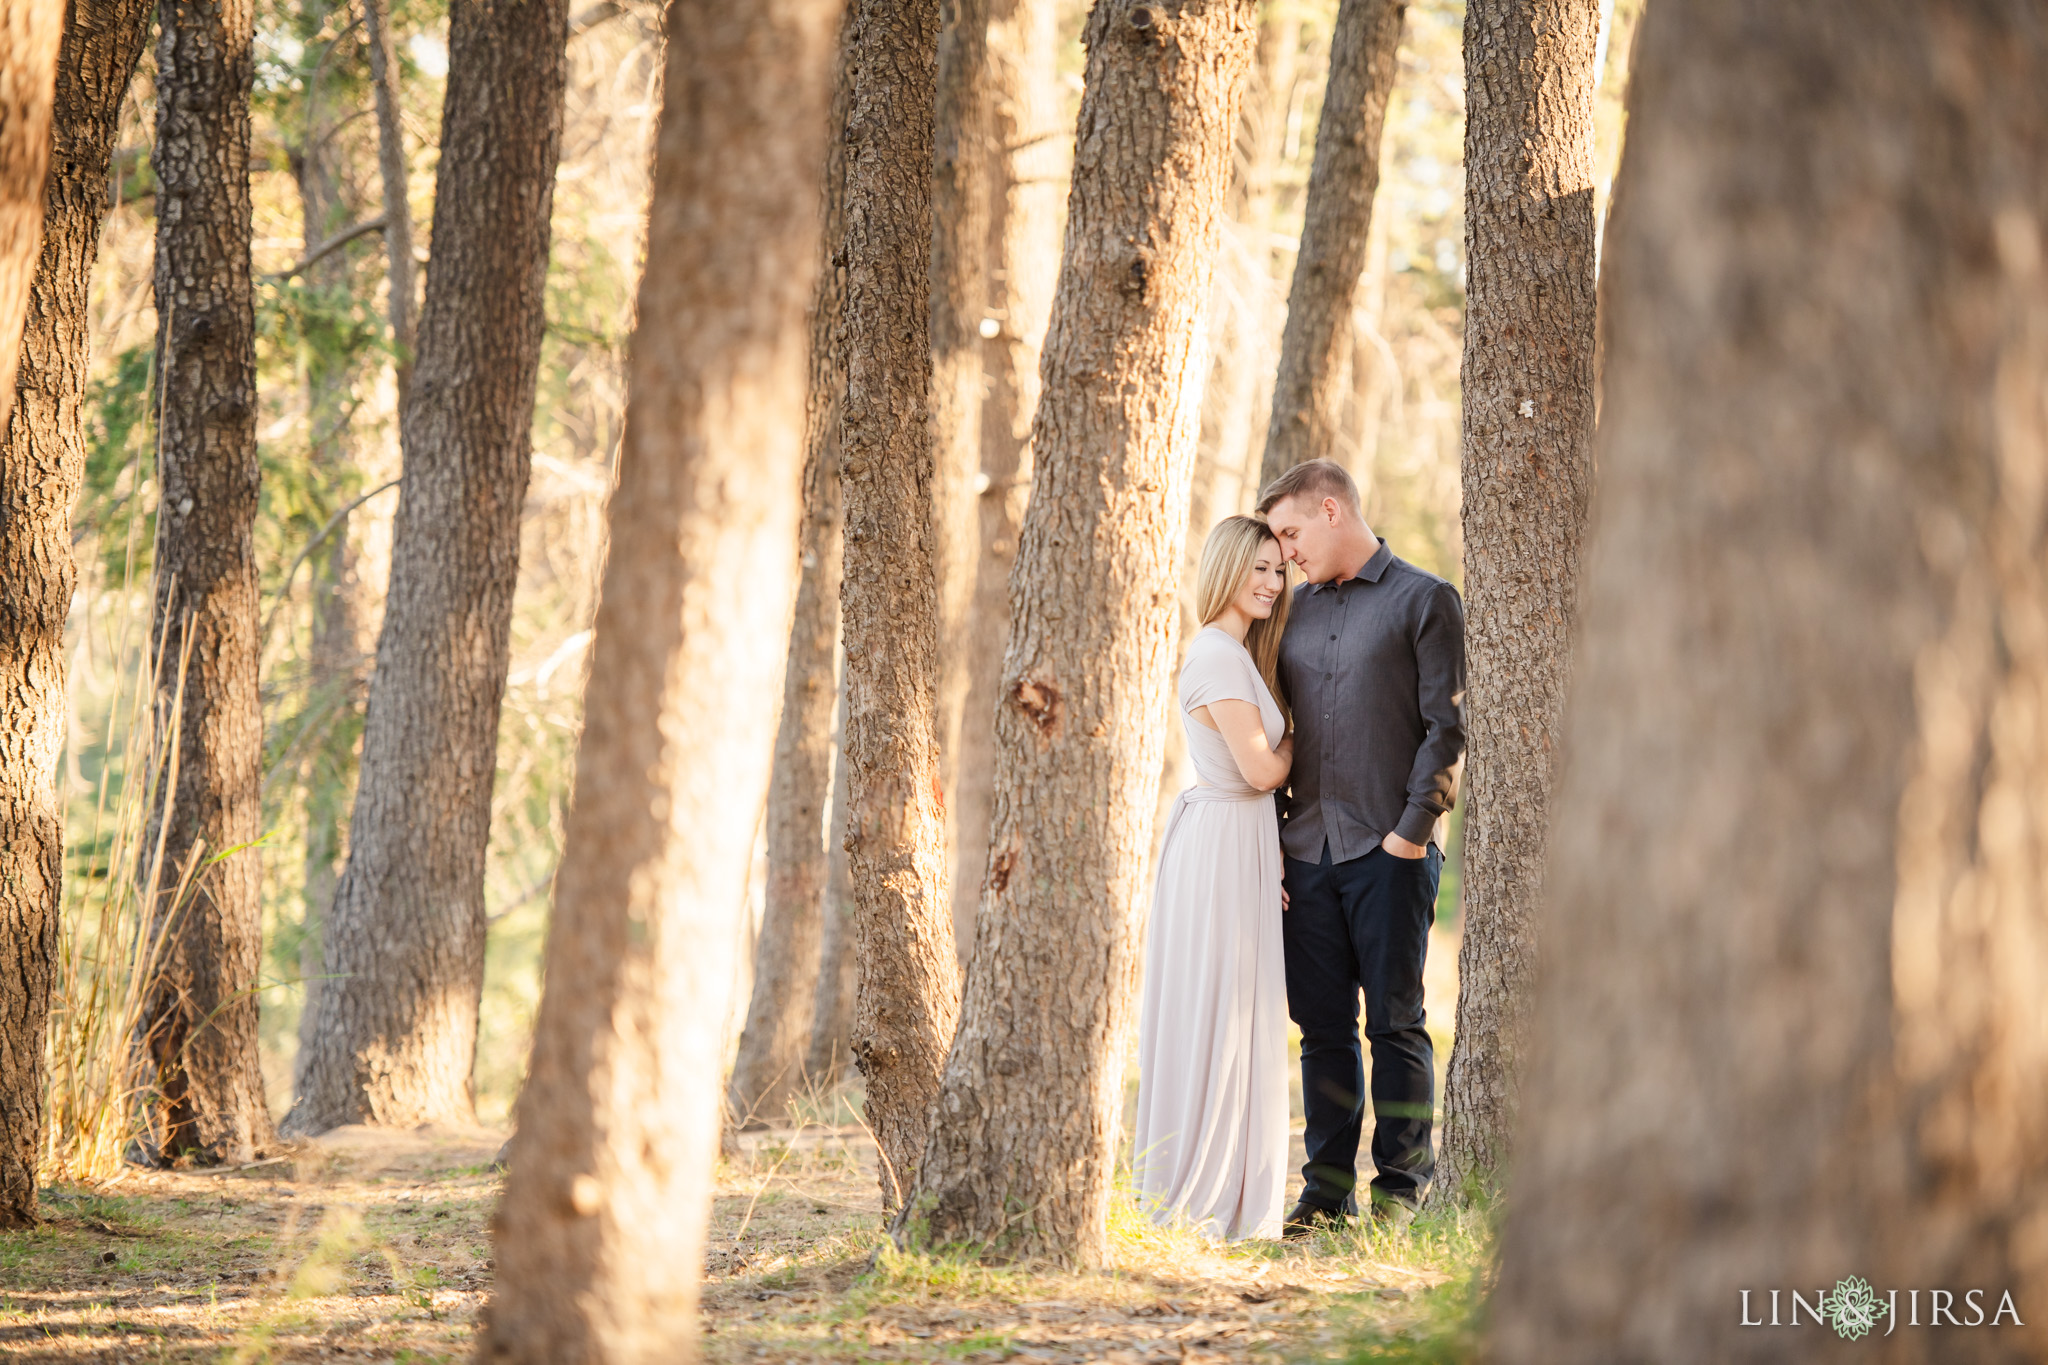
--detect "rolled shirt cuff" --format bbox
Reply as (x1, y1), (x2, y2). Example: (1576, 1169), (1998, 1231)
(1394, 803), (1441, 848)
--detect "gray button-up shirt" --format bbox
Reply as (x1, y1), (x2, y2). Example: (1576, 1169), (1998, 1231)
(1277, 538), (1466, 862)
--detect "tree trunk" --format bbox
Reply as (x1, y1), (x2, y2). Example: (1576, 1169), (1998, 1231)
(0, 0), (62, 431)
(928, 0), (992, 961)
(943, 0), (1060, 963)
(286, 0), (571, 1134)
(1257, 0), (1403, 490)
(804, 728), (858, 1086)
(1428, 0), (1598, 1212)
(360, 0), (414, 400)
(837, 0), (961, 1209)
(139, 0), (277, 1165)
(727, 13), (853, 1129)
(289, 12), (381, 1078)
(0, 0), (104, 1225)
(1488, 4), (2048, 1360)
(906, 0), (1259, 1265)
(476, 0), (835, 1353)
(1156, 1), (1298, 875)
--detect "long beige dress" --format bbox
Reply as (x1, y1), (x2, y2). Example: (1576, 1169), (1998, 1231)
(1133, 626), (1289, 1241)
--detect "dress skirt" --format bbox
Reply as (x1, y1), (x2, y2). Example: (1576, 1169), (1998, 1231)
(1132, 784), (1290, 1241)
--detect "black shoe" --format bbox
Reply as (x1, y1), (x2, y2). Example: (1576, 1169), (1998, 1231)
(1281, 1200), (1348, 1241)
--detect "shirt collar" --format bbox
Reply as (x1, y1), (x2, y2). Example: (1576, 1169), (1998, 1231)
(1310, 538), (1394, 593)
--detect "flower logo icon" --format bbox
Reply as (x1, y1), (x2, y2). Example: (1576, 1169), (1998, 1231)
(1820, 1276), (1889, 1340)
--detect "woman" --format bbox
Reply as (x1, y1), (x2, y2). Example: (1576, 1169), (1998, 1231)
(1133, 514), (1293, 1241)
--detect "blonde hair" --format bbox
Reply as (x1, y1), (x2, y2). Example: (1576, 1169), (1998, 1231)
(1195, 515), (1291, 728)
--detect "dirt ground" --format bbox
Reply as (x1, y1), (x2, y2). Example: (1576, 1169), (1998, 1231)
(0, 929), (1473, 1361)
(0, 1117), (1478, 1364)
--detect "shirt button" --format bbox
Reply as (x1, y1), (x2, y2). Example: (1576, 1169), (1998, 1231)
(1329, 634), (1336, 641)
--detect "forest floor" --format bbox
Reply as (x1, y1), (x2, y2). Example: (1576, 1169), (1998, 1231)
(0, 1115), (1484, 1364)
(0, 931), (1475, 1362)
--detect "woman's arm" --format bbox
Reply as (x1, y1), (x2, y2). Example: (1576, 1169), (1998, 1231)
(1192, 699), (1292, 791)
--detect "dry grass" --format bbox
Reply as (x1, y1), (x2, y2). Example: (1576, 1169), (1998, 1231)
(0, 1111), (1484, 1363)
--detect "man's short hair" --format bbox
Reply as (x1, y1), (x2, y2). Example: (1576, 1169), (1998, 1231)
(1257, 459), (1360, 517)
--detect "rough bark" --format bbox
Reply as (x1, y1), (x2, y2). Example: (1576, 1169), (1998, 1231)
(837, 0), (961, 1209)
(804, 729), (858, 1086)
(476, 0), (834, 1353)
(0, 0), (101, 1225)
(727, 16), (853, 1128)
(288, 0), (570, 1134)
(0, 0), (62, 431)
(1428, 0), (1598, 1211)
(360, 0), (414, 399)
(139, 0), (277, 1165)
(1257, 0), (1403, 489)
(906, 0), (1258, 1265)
(944, 0), (1060, 961)
(1489, 3), (2048, 1360)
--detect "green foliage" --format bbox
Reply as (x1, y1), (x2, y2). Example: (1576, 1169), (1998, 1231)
(79, 343), (157, 583)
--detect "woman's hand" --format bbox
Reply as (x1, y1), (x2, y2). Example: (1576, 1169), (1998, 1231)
(1192, 700), (1291, 791)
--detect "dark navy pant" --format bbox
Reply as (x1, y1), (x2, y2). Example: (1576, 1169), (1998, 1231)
(1282, 841), (1439, 1212)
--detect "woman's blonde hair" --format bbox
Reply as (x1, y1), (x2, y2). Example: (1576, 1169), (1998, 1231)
(1195, 515), (1291, 727)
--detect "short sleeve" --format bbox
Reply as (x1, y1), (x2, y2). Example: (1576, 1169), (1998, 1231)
(1180, 634), (1263, 712)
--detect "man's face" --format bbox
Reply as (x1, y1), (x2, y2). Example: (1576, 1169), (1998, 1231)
(1264, 494), (1347, 584)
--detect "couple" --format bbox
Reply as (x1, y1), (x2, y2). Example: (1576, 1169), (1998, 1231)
(1133, 459), (1467, 1242)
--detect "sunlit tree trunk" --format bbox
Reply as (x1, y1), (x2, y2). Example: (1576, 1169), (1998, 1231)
(944, 0), (1060, 961)
(288, 0), (571, 1134)
(728, 17), (853, 1127)
(476, 0), (835, 1355)
(288, 9), (383, 1083)
(360, 0), (414, 399)
(1429, 0), (1598, 1210)
(804, 717), (858, 1086)
(1156, 2), (1299, 873)
(139, 0), (277, 1165)
(929, 0), (992, 959)
(0, 0), (105, 1221)
(907, 0), (1258, 1265)
(1257, 0), (1403, 488)
(837, 0), (961, 1207)
(1490, 4), (2048, 1360)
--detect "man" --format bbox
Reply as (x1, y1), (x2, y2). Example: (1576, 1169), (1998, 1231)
(1257, 459), (1465, 1234)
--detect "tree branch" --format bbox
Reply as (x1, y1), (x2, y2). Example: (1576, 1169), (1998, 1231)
(264, 215), (387, 281)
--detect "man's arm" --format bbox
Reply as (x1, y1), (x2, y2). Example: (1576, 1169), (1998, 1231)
(1393, 579), (1467, 847)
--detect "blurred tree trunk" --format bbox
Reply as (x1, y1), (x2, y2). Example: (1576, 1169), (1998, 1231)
(476, 0), (835, 1353)
(929, 0), (991, 962)
(728, 15), (853, 1129)
(1155, 2), (1299, 875)
(1257, 0), (1403, 489)
(837, 0), (961, 1209)
(1429, 0), (1598, 1210)
(1489, 4), (2048, 1360)
(0, 0), (105, 1223)
(139, 0), (277, 1165)
(288, 12), (379, 1092)
(804, 727), (857, 1086)
(944, 0), (1060, 962)
(360, 0), (414, 400)
(288, 0), (571, 1134)
(907, 0), (1258, 1264)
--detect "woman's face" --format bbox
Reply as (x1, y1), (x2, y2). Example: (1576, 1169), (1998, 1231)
(1234, 538), (1288, 620)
